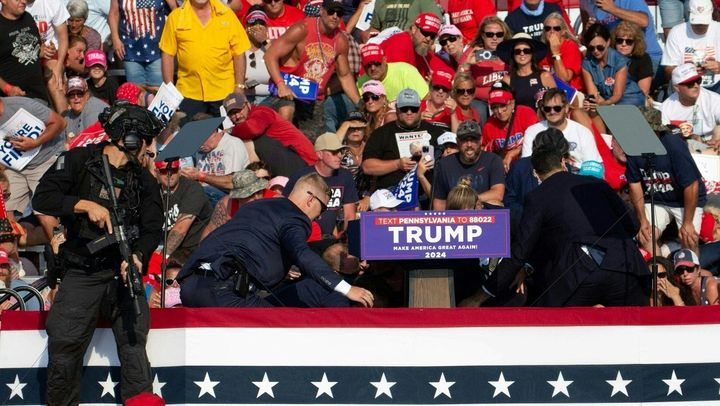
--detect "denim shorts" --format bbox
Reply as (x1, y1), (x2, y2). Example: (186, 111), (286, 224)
(658, 0), (688, 28)
(123, 59), (162, 86)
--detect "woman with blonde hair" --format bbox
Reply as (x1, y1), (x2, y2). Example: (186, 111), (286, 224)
(359, 80), (396, 139)
(451, 73), (481, 132)
(446, 176), (479, 210)
(611, 21), (653, 97)
(539, 12), (584, 92)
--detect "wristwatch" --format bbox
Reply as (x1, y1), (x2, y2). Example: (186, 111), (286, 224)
(552, 54), (562, 61)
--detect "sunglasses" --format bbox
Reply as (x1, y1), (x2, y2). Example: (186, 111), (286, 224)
(307, 191), (328, 213)
(247, 19), (267, 27)
(544, 25), (562, 32)
(262, 0), (282, 3)
(326, 8), (344, 17)
(542, 105), (564, 113)
(348, 126), (365, 132)
(362, 93), (381, 102)
(67, 91), (85, 99)
(417, 27), (437, 40)
(158, 167), (179, 174)
(431, 84), (449, 92)
(588, 44), (606, 53)
(398, 106), (420, 113)
(484, 31), (504, 39)
(455, 88), (474, 95)
(164, 278), (178, 286)
(615, 37), (634, 46)
(439, 36), (459, 46)
(675, 266), (697, 274)
(364, 61), (382, 70)
(249, 52), (257, 68)
(514, 47), (532, 56)
(680, 78), (702, 88)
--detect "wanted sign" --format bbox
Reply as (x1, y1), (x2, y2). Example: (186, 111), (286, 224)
(395, 130), (431, 158)
(148, 82), (183, 124)
(0, 108), (43, 171)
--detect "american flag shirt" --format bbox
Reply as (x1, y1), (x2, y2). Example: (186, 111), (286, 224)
(119, 0), (169, 62)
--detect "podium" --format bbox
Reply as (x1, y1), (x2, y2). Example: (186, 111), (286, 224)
(348, 210), (511, 307)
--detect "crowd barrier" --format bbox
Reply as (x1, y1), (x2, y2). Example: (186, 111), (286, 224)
(1, 306), (720, 405)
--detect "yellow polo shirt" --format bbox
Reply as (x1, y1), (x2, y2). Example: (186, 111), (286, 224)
(159, 0), (250, 102)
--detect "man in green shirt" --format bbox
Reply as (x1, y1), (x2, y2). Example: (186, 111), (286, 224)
(356, 43), (429, 102)
(362, 0), (442, 41)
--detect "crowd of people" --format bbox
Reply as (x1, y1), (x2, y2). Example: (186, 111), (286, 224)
(3, 0), (720, 400)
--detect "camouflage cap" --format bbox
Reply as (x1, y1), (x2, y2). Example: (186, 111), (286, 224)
(230, 169), (268, 199)
(638, 106), (669, 133)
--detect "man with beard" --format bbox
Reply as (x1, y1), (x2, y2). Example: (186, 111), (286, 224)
(432, 120), (505, 210)
(155, 159), (212, 262)
(374, 13), (454, 80)
(264, 0), (360, 141)
(362, 88), (444, 191)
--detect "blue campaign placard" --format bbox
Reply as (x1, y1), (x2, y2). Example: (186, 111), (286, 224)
(268, 73), (319, 102)
(358, 210), (511, 260)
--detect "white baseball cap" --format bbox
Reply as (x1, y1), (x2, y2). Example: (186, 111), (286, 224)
(437, 131), (457, 146)
(672, 63), (703, 85)
(369, 189), (404, 210)
(689, 0), (713, 25)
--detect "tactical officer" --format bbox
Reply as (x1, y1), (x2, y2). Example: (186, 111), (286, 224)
(33, 102), (164, 405)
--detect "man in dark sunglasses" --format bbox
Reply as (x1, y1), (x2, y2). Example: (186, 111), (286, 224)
(362, 88), (444, 192)
(264, 0), (361, 141)
(661, 63), (720, 141)
(356, 43), (428, 102)
(521, 88), (603, 174)
(361, 12), (454, 80)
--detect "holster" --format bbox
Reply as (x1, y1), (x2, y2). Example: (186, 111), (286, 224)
(231, 258), (254, 298)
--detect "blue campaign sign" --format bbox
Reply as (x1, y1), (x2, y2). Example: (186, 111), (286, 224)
(553, 74), (577, 104)
(390, 169), (419, 210)
(357, 210), (510, 260)
(268, 73), (319, 102)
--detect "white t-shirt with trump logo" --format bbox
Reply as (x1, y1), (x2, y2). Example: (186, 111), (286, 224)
(662, 21), (720, 88)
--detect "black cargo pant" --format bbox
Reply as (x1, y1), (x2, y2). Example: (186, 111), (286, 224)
(45, 266), (152, 405)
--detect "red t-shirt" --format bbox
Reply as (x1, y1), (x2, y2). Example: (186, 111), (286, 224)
(539, 39), (584, 92)
(420, 100), (452, 127)
(454, 105), (480, 124)
(380, 32), (455, 80)
(231, 105), (318, 165)
(266, 5), (304, 39)
(447, 0), (497, 43)
(481, 105), (538, 154)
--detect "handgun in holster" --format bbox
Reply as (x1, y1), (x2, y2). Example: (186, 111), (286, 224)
(232, 258), (251, 298)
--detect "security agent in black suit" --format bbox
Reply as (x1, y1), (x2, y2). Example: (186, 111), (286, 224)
(463, 129), (649, 307)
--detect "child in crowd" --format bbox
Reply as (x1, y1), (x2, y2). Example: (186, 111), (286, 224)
(85, 50), (118, 104)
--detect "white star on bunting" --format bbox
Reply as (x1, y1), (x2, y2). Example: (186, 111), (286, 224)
(311, 372), (337, 399)
(663, 370), (685, 396)
(370, 373), (396, 399)
(98, 372), (118, 398)
(252, 372), (278, 398)
(547, 371), (573, 398)
(489, 371), (514, 398)
(194, 372), (220, 398)
(429, 372), (455, 399)
(152, 374), (166, 397)
(6, 374), (27, 400)
(606, 371), (632, 397)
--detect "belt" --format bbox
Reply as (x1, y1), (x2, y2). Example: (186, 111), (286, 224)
(62, 250), (116, 270)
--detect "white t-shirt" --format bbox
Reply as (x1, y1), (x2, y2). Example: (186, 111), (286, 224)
(196, 133), (249, 176)
(522, 119), (603, 171)
(20, 0), (70, 47)
(662, 22), (720, 88)
(661, 88), (720, 137)
(83, 0), (111, 43)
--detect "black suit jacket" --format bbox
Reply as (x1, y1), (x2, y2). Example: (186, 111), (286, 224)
(493, 171), (647, 306)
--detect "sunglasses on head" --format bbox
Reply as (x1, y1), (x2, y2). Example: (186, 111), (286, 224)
(417, 27), (437, 40)
(398, 106), (420, 113)
(431, 84), (449, 92)
(484, 31), (504, 38)
(680, 78), (702, 88)
(587, 44), (606, 53)
(615, 37), (634, 46)
(542, 105), (564, 113)
(439, 36), (459, 46)
(675, 266), (697, 274)
(544, 25), (562, 32)
(362, 93), (381, 102)
(514, 47), (532, 56)
(326, 8), (344, 17)
(455, 88), (474, 95)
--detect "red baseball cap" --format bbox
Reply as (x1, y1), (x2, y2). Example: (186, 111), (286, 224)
(431, 70), (453, 90)
(488, 88), (514, 105)
(0, 249), (9, 266)
(414, 13), (441, 34)
(361, 43), (384, 65)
